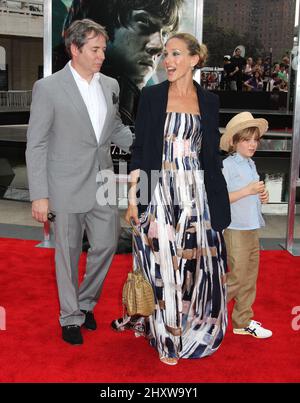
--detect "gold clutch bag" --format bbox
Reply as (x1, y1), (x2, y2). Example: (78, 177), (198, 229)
(122, 220), (155, 317)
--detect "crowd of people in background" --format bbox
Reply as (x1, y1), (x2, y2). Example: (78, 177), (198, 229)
(201, 47), (290, 95)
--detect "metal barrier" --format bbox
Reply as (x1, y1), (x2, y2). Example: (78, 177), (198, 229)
(0, 0), (43, 17)
(0, 90), (32, 109)
(35, 220), (55, 248)
(286, 26), (300, 256)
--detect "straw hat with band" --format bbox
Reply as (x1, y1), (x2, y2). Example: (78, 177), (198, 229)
(220, 112), (268, 152)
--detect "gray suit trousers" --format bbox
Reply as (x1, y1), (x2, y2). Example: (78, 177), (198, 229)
(53, 202), (120, 327)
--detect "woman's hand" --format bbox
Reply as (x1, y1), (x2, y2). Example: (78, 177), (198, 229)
(126, 169), (140, 225)
(125, 204), (140, 226)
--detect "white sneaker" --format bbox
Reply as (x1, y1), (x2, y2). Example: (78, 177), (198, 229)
(233, 320), (272, 338)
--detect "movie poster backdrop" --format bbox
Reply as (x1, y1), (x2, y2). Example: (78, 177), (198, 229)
(51, 0), (201, 170)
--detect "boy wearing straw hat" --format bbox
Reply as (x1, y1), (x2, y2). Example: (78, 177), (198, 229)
(220, 112), (272, 339)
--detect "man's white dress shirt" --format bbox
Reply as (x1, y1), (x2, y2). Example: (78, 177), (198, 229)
(69, 61), (107, 144)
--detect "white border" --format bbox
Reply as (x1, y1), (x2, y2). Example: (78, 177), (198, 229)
(44, 0), (52, 77)
(193, 0), (203, 44)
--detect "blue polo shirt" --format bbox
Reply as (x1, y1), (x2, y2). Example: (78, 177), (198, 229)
(222, 153), (265, 230)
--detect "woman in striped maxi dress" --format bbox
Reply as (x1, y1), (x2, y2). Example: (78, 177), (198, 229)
(112, 33), (230, 366)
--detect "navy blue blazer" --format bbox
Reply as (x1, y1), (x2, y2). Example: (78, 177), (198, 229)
(130, 80), (231, 232)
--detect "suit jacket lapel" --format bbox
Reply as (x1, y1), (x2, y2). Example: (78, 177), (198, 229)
(98, 74), (113, 145)
(195, 80), (207, 127)
(60, 65), (97, 144)
(195, 80), (216, 165)
(153, 81), (169, 162)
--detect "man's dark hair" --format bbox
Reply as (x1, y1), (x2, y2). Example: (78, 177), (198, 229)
(64, 18), (108, 57)
(64, 0), (184, 40)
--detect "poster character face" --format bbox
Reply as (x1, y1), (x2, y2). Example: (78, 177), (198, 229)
(53, 1), (184, 125)
(60, 1), (184, 87)
(106, 9), (174, 89)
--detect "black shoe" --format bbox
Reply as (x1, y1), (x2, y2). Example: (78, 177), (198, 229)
(62, 325), (83, 345)
(81, 310), (97, 331)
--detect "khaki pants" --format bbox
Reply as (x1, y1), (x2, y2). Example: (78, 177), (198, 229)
(223, 229), (259, 329)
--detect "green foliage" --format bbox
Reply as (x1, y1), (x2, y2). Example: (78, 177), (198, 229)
(203, 19), (265, 67)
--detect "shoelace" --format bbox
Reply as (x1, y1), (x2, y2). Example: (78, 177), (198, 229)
(251, 320), (262, 327)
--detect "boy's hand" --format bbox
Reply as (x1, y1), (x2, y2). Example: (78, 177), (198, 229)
(247, 181), (265, 195)
(259, 189), (269, 204)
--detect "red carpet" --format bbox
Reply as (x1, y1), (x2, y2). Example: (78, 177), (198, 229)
(0, 238), (300, 383)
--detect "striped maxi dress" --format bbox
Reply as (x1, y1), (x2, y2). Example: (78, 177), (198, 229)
(126, 112), (227, 360)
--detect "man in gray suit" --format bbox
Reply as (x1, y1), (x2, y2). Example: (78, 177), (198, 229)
(26, 19), (132, 345)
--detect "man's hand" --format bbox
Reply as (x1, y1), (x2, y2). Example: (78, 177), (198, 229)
(32, 198), (49, 223)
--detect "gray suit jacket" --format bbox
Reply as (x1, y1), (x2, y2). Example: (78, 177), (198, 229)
(26, 64), (132, 213)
